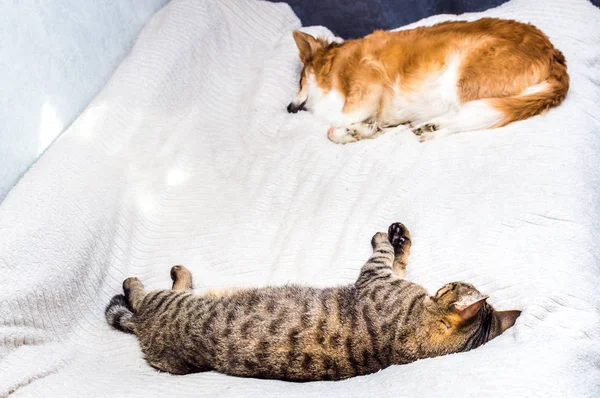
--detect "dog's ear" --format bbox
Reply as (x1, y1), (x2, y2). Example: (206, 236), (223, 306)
(292, 30), (325, 63)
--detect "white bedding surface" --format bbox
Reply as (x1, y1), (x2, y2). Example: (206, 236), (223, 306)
(1, 0), (599, 396)
(0, 0), (169, 201)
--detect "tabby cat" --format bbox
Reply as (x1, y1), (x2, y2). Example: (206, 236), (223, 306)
(106, 222), (521, 381)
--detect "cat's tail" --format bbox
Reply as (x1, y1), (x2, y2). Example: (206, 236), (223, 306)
(105, 294), (135, 334)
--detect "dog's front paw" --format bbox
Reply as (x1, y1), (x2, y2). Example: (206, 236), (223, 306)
(412, 123), (438, 136)
(412, 124), (452, 142)
(327, 127), (359, 144)
(387, 222), (411, 253)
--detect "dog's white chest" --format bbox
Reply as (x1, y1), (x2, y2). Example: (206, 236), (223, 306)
(381, 56), (462, 124)
(311, 89), (346, 125)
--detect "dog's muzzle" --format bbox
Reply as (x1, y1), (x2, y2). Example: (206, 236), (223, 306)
(287, 101), (307, 113)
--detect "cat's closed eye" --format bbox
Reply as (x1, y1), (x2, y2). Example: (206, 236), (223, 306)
(439, 319), (451, 330)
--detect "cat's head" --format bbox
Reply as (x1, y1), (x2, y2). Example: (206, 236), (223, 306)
(416, 282), (521, 356)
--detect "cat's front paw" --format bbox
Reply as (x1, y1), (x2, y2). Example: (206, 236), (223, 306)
(388, 222), (411, 253)
(371, 232), (389, 249)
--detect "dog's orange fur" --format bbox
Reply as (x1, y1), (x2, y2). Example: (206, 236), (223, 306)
(289, 18), (569, 143)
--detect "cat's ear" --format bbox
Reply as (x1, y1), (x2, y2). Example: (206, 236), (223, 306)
(495, 310), (522, 333)
(452, 295), (489, 321)
(292, 31), (324, 63)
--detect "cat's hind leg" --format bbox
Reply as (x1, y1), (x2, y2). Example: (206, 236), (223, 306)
(387, 222), (412, 277)
(170, 265), (193, 291)
(123, 277), (146, 312)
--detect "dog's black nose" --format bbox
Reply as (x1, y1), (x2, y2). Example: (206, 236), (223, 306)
(287, 101), (306, 114)
(287, 103), (298, 113)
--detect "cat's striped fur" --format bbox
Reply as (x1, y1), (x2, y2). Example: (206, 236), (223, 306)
(106, 223), (521, 381)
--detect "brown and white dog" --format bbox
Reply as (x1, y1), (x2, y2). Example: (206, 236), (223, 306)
(287, 18), (569, 144)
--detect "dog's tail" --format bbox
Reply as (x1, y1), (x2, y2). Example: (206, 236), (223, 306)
(105, 294), (135, 334)
(490, 48), (569, 126)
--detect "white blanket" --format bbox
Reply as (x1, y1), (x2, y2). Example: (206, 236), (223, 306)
(1, 0), (599, 396)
